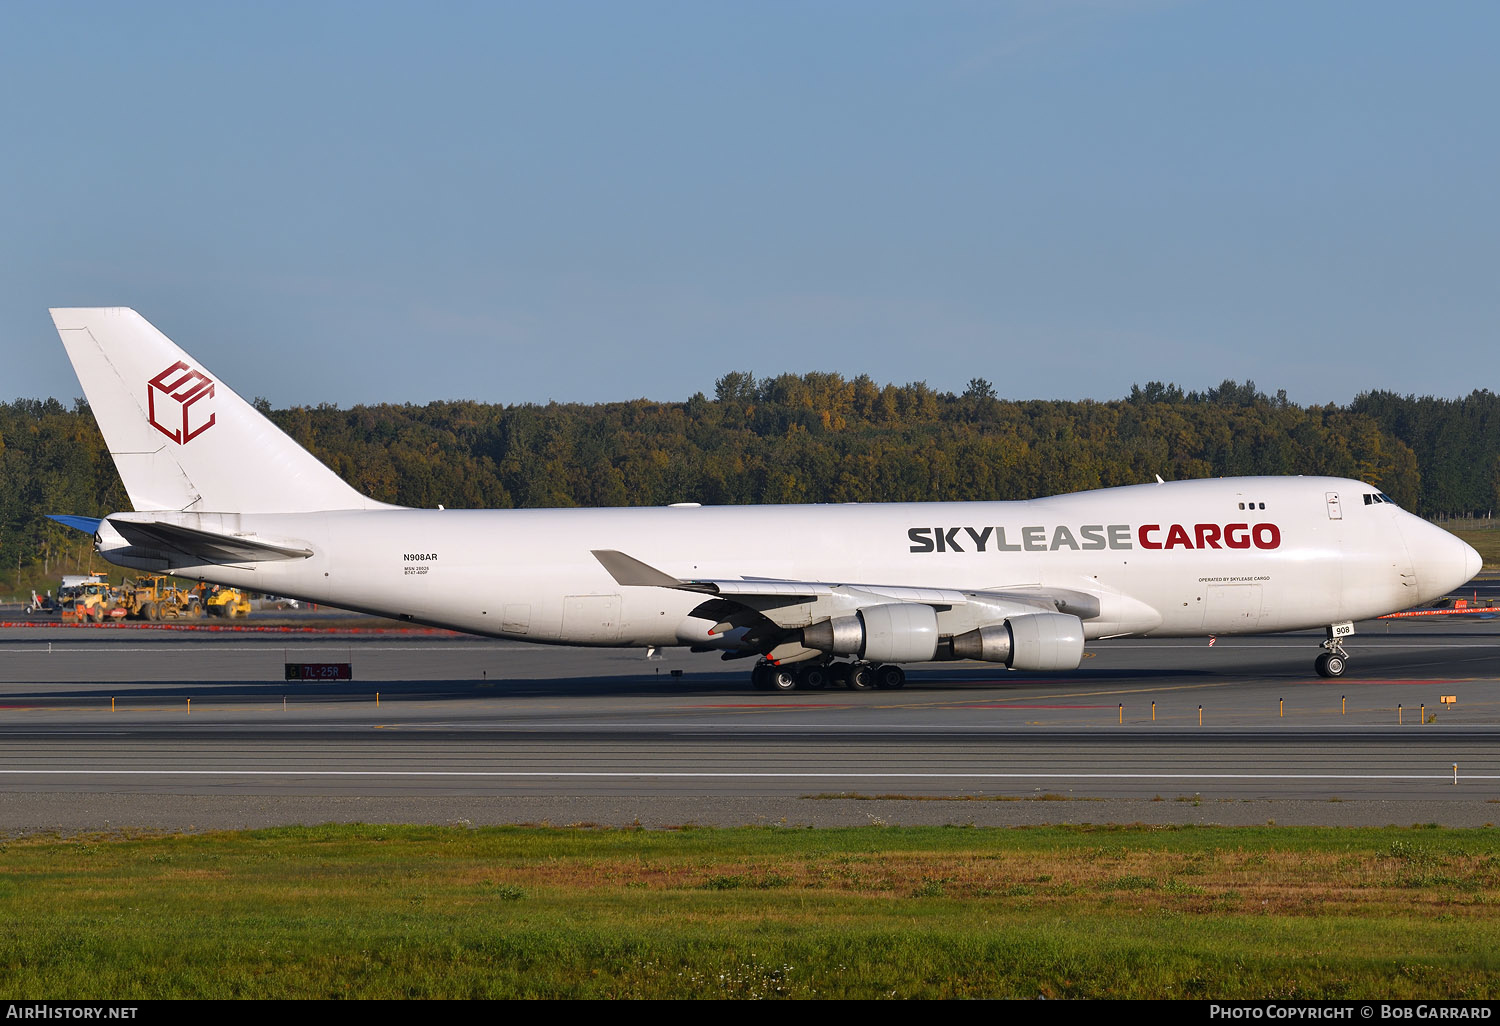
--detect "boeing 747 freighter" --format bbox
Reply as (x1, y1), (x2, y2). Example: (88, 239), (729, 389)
(47, 308), (1481, 691)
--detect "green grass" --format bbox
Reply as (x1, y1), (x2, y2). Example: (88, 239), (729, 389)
(2, 824), (1499, 998)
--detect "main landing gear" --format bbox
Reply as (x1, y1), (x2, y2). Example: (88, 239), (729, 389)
(1314, 622), (1354, 678)
(750, 661), (906, 692)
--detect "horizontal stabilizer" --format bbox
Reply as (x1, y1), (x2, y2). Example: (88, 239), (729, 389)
(106, 517), (313, 564)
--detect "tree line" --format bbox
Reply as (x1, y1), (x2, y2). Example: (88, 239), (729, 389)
(3, 376), (1497, 587)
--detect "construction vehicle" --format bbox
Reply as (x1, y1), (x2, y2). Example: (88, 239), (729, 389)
(59, 573), (120, 622)
(203, 586), (251, 618)
(119, 575), (202, 621)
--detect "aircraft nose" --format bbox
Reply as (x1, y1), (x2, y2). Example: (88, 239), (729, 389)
(1462, 537), (1482, 582)
(1441, 532), (1482, 592)
(1415, 523), (1482, 597)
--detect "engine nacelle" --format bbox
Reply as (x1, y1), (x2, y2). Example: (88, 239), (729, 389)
(675, 614), (753, 650)
(802, 603), (940, 663)
(949, 612), (1084, 671)
(802, 614), (863, 655)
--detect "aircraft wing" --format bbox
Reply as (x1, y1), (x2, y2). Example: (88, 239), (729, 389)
(592, 548), (1101, 665)
(590, 549), (1098, 618)
(591, 548), (827, 598)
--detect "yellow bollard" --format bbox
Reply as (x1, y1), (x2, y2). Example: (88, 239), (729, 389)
(1421, 703), (1426, 724)
(1398, 704), (1403, 725)
(1152, 701), (1156, 723)
(1453, 763), (1459, 785)
(1341, 695), (1345, 716)
(1118, 703), (1123, 725)
(376, 692), (380, 708)
(1280, 698), (1284, 718)
(186, 698), (191, 715)
(111, 696), (115, 713)
(1198, 705), (1202, 727)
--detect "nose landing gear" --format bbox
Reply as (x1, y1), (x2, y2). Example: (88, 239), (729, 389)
(1314, 622), (1355, 678)
(1314, 649), (1347, 678)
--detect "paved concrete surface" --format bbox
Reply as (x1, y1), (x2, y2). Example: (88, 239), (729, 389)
(1, 611), (1497, 833)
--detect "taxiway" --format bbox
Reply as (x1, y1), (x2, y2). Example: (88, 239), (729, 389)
(1, 610), (1497, 831)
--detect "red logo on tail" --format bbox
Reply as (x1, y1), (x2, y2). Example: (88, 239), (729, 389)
(147, 361), (216, 444)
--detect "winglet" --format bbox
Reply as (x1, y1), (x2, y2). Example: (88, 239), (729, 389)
(592, 550), (686, 588)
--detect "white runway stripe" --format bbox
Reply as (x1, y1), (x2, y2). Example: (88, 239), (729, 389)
(0, 769), (1494, 781)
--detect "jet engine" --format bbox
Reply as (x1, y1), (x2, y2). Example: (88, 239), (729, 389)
(802, 603), (940, 663)
(948, 612), (1084, 670)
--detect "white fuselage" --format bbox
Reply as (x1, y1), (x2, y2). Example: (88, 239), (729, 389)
(110, 476), (1477, 648)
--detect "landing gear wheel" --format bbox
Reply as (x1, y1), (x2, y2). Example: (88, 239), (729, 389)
(767, 668), (798, 692)
(847, 663), (876, 691)
(798, 666), (829, 690)
(1315, 652), (1346, 678)
(875, 665), (906, 689)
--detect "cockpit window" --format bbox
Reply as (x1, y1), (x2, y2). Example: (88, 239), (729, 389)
(1363, 492), (1400, 508)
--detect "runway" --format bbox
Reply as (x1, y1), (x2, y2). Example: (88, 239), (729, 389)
(1, 607), (1498, 831)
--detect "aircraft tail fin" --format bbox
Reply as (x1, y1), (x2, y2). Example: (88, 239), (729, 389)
(50, 308), (394, 513)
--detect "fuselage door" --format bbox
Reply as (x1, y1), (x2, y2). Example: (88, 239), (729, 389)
(1325, 492), (1343, 520)
(1204, 583), (1264, 633)
(563, 594), (622, 642)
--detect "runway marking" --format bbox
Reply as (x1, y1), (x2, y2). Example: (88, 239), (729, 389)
(949, 704), (1118, 710)
(870, 680), (1244, 711)
(0, 770), (1496, 781)
(0, 644), (496, 654)
(5, 641), (1495, 657)
(13, 719), (1500, 733)
(684, 704), (854, 709)
(1102, 641), (1500, 649)
(1332, 679), (1483, 686)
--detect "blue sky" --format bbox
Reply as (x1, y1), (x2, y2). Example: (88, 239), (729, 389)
(2, 1), (1496, 408)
